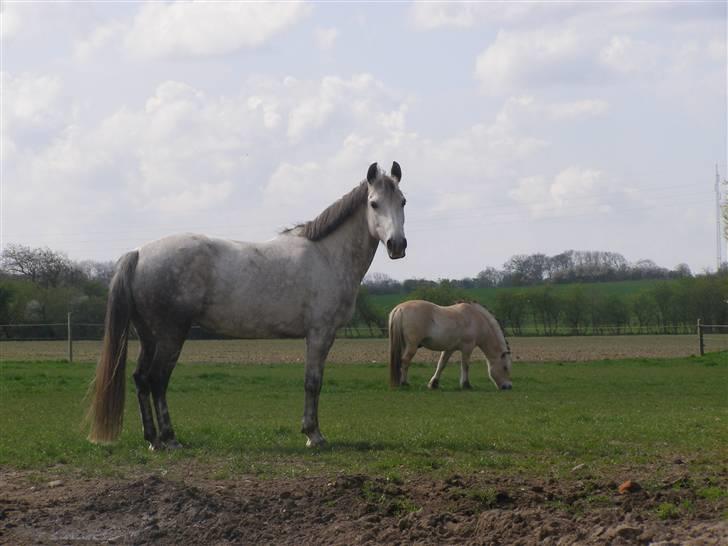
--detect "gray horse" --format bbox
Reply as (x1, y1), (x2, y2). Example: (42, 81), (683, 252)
(88, 162), (407, 449)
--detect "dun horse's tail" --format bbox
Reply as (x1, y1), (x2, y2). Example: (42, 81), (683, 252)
(388, 307), (404, 388)
(87, 250), (139, 444)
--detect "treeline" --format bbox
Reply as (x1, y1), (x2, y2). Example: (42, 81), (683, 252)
(1, 244), (726, 339)
(364, 250), (698, 293)
(491, 277), (727, 336)
(0, 244), (113, 339)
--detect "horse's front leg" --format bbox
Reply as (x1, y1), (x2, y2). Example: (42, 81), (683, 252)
(301, 329), (335, 448)
(460, 348), (474, 389)
(428, 350), (453, 389)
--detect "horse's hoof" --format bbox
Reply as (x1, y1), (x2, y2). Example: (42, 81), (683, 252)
(400, 381), (410, 387)
(428, 380), (439, 390)
(148, 441), (162, 451)
(461, 382), (472, 390)
(163, 439), (184, 450)
(306, 433), (327, 448)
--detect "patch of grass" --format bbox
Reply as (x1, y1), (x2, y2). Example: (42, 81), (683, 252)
(657, 502), (680, 520)
(0, 355), (726, 482)
(698, 487), (727, 501)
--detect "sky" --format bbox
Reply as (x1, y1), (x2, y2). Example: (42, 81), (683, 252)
(1, 1), (726, 281)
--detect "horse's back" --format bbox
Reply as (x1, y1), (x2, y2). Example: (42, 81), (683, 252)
(393, 300), (474, 351)
(131, 232), (336, 338)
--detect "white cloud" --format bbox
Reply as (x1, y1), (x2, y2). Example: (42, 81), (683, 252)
(124, 1), (309, 59)
(1, 72), (62, 129)
(0, 2), (22, 41)
(509, 167), (608, 218)
(315, 27), (339, 50)
(599, 35), (659, 74)
(73, 22), (124, 62)
(475, 29), (588, 94)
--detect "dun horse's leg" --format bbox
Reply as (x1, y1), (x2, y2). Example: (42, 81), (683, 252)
(428, 350), (453, 389)
(460, 349), (474, 389)
(149, 339), (184, 450)
(302, 329), (335, 447)
(400, 347), (417, 386)
(133, 342), (158, 449)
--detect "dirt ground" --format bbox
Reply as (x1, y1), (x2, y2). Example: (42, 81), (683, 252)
(2, 463), (726, 545)
(2, 334), (723, 365)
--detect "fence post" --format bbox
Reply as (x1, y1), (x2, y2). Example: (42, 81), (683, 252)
(67, 312), (73, 363)
(697, 319), (704, 357)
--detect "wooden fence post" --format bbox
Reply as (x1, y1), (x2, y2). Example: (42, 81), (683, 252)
(67, 312), (73, 363)
(697, 319), (704, 357)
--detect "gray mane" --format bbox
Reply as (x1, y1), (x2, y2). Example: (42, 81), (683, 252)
(287, 177), (396, 242)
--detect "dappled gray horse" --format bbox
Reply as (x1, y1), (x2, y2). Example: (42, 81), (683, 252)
(88, 162), (407, 449)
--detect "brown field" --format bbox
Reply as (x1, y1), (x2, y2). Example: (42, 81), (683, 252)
(0, 334), (719, 364)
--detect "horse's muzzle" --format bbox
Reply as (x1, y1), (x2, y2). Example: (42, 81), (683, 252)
(500, 383), (513, 390)
(386, 237), (407, 259)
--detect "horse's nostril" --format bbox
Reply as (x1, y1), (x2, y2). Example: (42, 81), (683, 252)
(386, 239), (393, 251)
(402, 238), (407, 249)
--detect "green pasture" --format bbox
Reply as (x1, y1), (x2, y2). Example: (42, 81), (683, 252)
(0, 353), (726, 481)
(369, 279), (660, 315)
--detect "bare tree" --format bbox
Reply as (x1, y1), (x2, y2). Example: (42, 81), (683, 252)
(1, 244), (73, 287)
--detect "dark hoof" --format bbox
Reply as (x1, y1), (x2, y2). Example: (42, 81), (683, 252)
(461, 381), (472, 390)
(428, 380), (439, 390)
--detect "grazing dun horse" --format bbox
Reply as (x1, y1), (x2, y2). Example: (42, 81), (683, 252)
(389, 300), (512, 390)
(88, 162), (407, 449)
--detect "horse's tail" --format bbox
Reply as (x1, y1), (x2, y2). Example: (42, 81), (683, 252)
(87, 250), (139, 444)
(389, 306), (404, 388)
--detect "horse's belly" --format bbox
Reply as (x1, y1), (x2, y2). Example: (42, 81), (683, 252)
(198, 296), (307, 338)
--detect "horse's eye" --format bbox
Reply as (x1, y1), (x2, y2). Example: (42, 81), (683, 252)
(370, 201), (379, 209)
(401, 199), (406, 207)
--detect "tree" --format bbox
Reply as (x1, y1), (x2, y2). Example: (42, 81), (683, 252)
(351, 286), (386, 336)
(562, 284), (588, 335)
(407, 281), (468, 307)
(1, 244), (73, 288)
(494, 290), (528, 336)
(476, 267), (502, 288)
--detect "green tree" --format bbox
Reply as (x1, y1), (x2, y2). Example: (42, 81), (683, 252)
(495, 290), (528, 336)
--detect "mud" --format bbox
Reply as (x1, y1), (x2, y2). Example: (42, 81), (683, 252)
(2, 469), (726, 545)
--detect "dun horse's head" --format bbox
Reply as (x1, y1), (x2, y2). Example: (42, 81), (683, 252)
(489, 350), (513, 390)
(366, 162), (407, 259)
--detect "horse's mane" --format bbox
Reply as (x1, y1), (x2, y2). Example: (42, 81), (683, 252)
(285, 176), (397, 241)
(460, 300), (511, 353)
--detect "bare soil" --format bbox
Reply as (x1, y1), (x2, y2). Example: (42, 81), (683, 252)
(2, 465), (726, 545)
(1, 334), (720, 365)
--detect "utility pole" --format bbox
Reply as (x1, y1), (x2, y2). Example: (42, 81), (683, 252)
(716, 164), (723, 271)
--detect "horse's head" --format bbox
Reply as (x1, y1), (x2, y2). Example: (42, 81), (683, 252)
(365, 162), (407, 259)
(488, 350), (513, 391)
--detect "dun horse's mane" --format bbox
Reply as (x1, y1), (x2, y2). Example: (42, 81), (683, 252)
(285, 176), (398, 241)
(459, 300), (511, 353)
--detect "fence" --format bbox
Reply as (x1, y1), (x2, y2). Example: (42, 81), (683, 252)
(2, 318), (726, 362)
(697, 319), (728, 356)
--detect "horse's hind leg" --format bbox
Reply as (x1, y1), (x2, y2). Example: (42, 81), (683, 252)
(400, 345), (417, 386)
(149, 338), (185, 450)
(428, 350), (453, 389)
(133, 339), (159, 449)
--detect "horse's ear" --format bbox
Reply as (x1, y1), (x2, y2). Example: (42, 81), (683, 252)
(367, 162), (379, 184)
(391, 161), (402, 183)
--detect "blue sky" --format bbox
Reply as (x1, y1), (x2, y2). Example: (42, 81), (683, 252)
(2, 1), (726, 280)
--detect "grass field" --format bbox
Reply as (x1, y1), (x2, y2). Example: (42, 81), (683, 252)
(369, 279), (663, 316)
(1, 353), (726, 481)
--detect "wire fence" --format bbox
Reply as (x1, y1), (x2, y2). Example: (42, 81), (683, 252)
(1, 320), (726, 361)
(698, 321), (728, 356)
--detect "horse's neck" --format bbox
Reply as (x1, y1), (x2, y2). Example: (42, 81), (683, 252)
(318, 206), (379, 288)
(476, 310), (506, 355)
